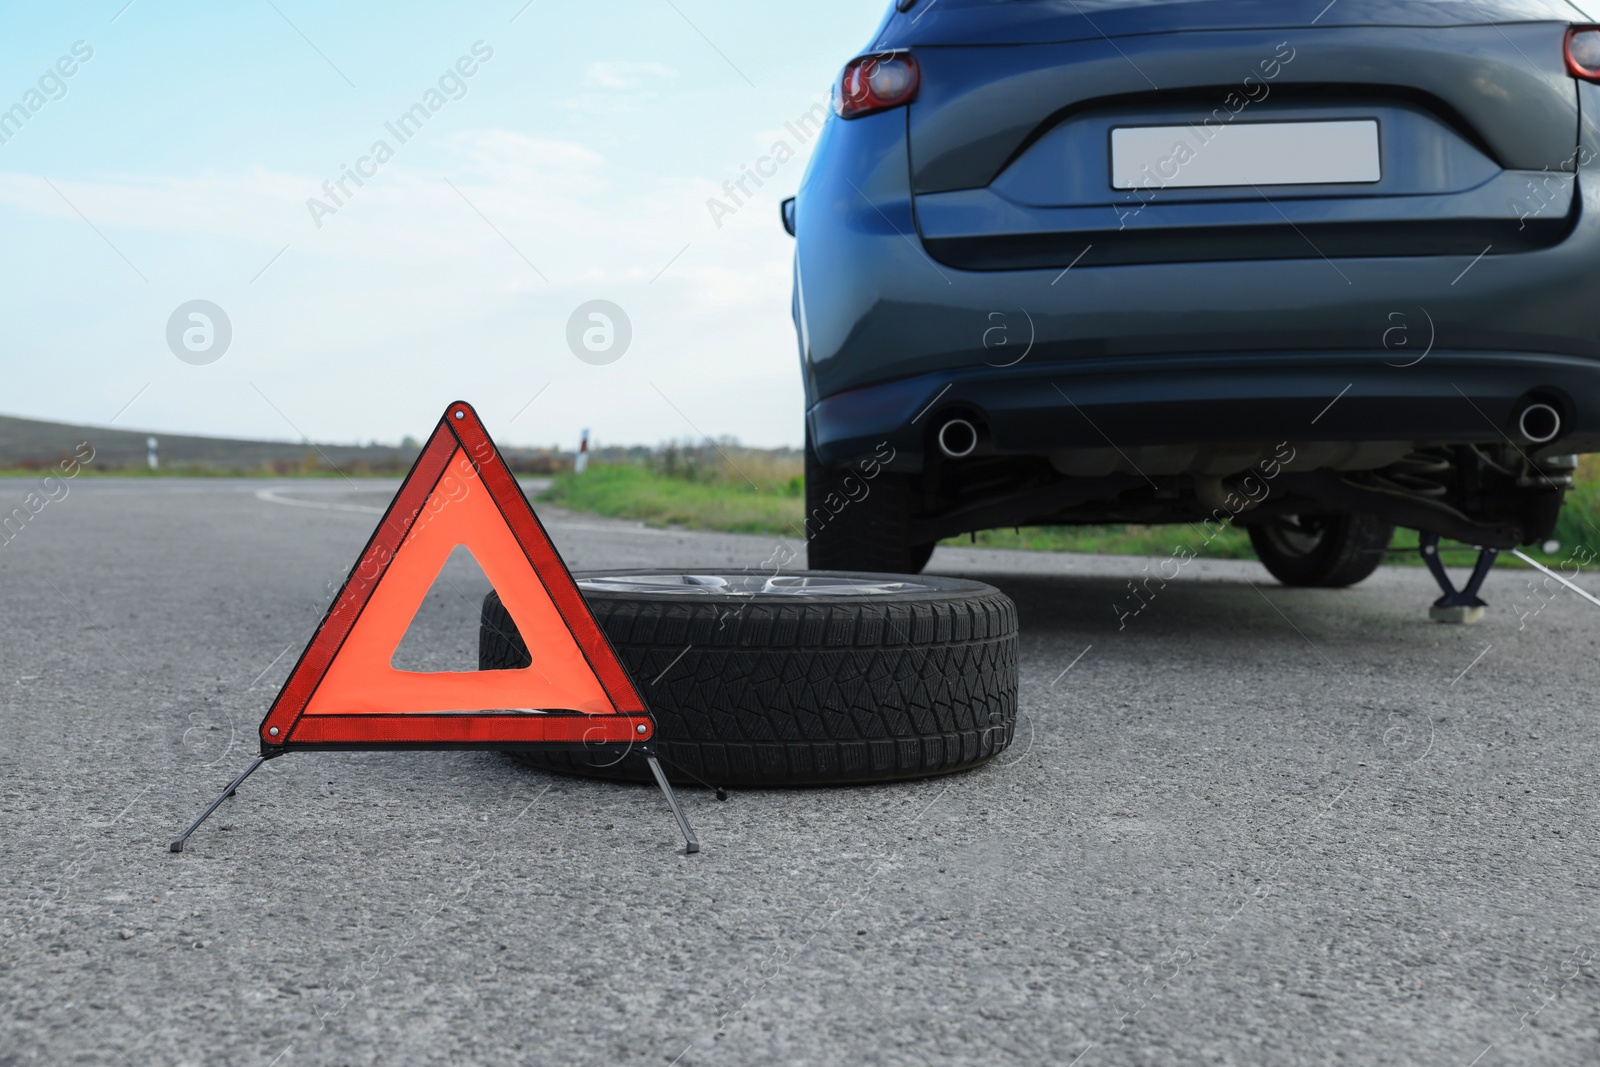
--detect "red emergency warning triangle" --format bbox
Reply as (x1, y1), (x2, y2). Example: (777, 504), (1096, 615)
(258, 401), (652, 751)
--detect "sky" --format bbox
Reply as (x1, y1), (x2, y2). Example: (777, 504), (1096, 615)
(0, 0), (888, 451)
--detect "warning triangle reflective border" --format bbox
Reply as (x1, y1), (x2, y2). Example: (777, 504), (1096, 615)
(257, 401), (652, 753)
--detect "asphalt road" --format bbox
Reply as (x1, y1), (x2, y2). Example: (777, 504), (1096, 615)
(3, 476), (1599, 1066)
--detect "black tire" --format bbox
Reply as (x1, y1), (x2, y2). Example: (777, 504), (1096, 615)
(480, 570), (1017, 786)
(1248, 513), (1394, 588)
(805, 437), (933, 574)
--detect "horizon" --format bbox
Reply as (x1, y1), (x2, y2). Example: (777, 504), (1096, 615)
(0, 406), (802, 456)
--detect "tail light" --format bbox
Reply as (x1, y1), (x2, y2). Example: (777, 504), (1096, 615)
(835, 51), (920, 120)
(1567, 26), (1600, 81)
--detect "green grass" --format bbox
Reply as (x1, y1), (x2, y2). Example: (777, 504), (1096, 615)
(544, 458), (1600, 571)
(944, 524), (1578, 569)
(946, 456), (1600, 569)
(538, 464), (805, 537)
(942, 523), (1257, 559)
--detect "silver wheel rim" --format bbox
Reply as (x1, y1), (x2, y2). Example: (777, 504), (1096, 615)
(575, 573), (935, 596)
(1268, 515), (1327, 557)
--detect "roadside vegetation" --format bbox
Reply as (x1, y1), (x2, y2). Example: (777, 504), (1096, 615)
(540, 448), (1600, 569)
(537, 441), (805, 536)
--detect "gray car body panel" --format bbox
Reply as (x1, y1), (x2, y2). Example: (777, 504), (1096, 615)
(793, 8), (1600, 472)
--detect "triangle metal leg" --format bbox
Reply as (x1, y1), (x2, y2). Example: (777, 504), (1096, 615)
(645, 753), (700, 854)
(169, 756), (267, 853)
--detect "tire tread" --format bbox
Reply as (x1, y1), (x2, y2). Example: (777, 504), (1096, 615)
(482, 583), (1018, 787)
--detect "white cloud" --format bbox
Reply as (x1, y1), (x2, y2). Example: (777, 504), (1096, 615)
(0, 130), (781, 285)
(564, 61), (680, 115)
(581, 61), (678, 91)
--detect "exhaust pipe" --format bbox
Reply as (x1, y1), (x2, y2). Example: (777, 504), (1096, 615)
(1518, 402), (1562, 444)
(937, 418), (978, 459)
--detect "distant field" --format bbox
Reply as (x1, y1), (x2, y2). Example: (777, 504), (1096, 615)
(0, 412), (568, 475)
(0, 465), (363, 478)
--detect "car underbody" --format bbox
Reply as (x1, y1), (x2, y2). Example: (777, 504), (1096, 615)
(911, 441), (1576, 550)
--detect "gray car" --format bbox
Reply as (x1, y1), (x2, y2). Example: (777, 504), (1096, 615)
(790, 0), (1600, 586)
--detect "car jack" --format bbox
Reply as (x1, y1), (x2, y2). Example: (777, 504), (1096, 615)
(1419, 532), (1497, 624)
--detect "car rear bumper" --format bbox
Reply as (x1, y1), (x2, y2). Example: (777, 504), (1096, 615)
(808, 350), (1600, 471)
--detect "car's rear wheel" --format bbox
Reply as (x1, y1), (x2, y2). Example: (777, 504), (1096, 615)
(1248, 513), (1395, 588)
(804, 436), (933, 574)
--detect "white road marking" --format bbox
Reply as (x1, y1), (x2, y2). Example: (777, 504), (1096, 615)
(548, 522), (692, 537)
(254, 488), (385, 514)
(253, 487), (724, 539)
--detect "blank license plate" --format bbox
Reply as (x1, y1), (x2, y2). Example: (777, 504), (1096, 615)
(1110, 119), (1381, 190)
